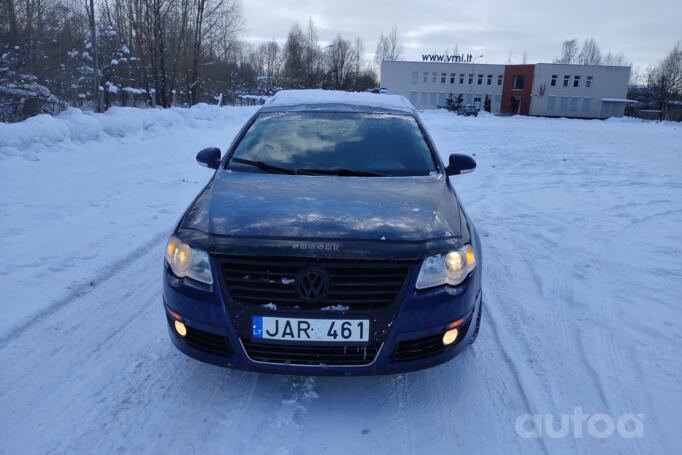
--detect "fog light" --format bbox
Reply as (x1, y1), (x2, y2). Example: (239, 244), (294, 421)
(174, 320), (187, 337)
(442, 328), (459, 346)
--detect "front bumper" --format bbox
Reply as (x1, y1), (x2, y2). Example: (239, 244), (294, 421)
(163, 259), (481, 376)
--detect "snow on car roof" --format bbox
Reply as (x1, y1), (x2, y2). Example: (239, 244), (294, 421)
(265, 89), (414, 112)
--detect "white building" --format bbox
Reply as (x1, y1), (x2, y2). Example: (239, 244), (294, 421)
(381, 61), (506, 112)
(529, 63), (632, 118)
(381, 60), (632, 119)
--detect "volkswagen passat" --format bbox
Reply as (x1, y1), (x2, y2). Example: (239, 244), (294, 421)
(163, 90), (482, 375)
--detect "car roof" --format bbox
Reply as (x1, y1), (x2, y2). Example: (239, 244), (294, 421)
(261, 89), (415, 114)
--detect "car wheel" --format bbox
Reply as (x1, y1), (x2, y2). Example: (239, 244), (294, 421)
(469, 300), (482, 344)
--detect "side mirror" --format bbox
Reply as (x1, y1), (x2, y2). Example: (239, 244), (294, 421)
(196, 147), (221, 169)
(445, 153), (476, 176)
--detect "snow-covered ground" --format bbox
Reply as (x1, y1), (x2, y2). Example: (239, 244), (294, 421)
(1, 106), (680, 454)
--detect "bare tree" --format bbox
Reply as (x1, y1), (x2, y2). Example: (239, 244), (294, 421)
(326, 35), (354, 89)
(283, 22), (306, 87)
(258, 40), (280, 83)
(352, 36), (363, 79)
(374, 27), (403, 68)
(85, 0), (102, 111)
(1, 0), (19, 45)
(556, 39), (578, 64)
(603, 52), (629, 66)
(302, 18), (322, 87)
(648, 42), (682, 116)
(578, 38), (602, 65)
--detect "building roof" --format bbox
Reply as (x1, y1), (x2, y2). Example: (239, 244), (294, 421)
(264, 89), (414, 113)
(381, 60), (630, 69)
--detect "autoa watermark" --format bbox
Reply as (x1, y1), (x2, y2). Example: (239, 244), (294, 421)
(515, 408), (644, 439)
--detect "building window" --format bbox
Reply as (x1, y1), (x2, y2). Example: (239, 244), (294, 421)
(409, 91), (418, 104)
(410, 71), (418, 84)
(441, 72), (447, 83)
(559, 96), (568, 110)
(430, 92), (437, 105)
(420, 92), (428, 105)
(438, 92), (447, 105)
(512, 75), (524, 90)
(465, 94), (473, 104)
(477, 74), (483, 85)
(432, 72), (437, 83)
(573, 76), (580, 88)
(495, 94), (501, 104)
(459, 73), (465, 84)
(550, 75), (558, 87)
(570, 97), (578, 111)
(487, 74), (493, 85)
(450, 73), (456, 84)
(563, 75), (570, 87)
(582, 97), (592, 112)
(498, 75), (503, 86)
(423, 72), (429, 83)
(586, 76), (593, 88)
(547, 95), (556, 111)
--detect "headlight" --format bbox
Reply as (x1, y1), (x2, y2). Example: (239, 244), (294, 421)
(415, 244), (476, 290)
(165, 236), (213, 285)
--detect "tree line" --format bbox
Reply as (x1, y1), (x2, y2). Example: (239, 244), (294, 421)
(1, 0), (404, 122)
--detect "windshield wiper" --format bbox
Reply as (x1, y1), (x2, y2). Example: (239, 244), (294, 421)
(230, 158), (385, 177)
(229, 157), (298, 175)
(296, 168), (386, 177)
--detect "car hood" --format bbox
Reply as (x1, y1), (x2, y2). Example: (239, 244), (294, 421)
(180, 171), (462, 242)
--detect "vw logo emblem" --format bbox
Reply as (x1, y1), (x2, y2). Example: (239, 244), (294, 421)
(295, 266), (330, 303)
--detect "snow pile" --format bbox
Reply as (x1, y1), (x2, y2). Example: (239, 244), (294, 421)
(0, 103), (258, 160)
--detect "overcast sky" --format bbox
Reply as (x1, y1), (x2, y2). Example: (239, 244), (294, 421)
(240, 0), (681, 71)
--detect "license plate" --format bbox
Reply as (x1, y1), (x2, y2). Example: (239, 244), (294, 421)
(251, 316), (370, 343)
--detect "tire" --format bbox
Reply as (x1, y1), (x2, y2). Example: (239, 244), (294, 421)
(469, 300), (482, 344)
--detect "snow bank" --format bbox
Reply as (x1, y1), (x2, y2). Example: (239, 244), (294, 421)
(0, 103), (258, 160)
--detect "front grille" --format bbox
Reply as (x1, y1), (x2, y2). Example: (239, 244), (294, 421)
(242, 339), (381, 366)
(393, 333), (446, 361)
(217, 256), (411, 310)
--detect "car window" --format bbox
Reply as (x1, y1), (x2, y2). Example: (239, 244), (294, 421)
(228, 112), (438, 176)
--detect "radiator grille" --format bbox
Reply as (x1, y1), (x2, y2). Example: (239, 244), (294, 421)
(217, 256), (411, 310)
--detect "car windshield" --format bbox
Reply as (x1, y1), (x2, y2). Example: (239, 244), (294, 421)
(228, 112), (438, 176)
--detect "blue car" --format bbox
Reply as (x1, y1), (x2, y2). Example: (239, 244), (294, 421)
(163, 90), (482, 375)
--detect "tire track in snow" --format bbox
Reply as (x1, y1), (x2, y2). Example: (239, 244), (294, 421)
(505, 196), (617, 413)
(0, 230), (168, 348)
(483, 294), (551, 455)
(0, 242), (262, 454)
(474, 197), (554, 453)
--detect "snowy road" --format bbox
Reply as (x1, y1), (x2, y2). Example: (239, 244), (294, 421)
(1, 107), (680, 454)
